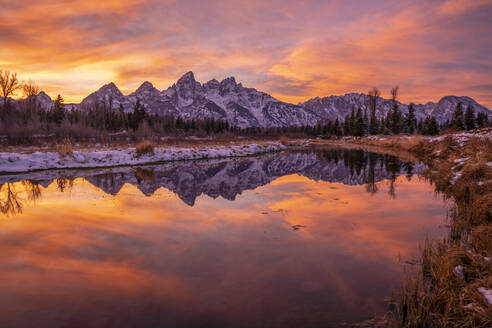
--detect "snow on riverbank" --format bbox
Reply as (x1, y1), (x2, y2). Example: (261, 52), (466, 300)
(0, 142), (286, 173)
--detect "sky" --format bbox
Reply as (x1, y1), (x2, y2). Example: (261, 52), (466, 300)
(0, 0), (491, 107)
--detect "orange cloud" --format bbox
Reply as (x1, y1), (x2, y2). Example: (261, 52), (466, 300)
(0, 0), (490, 106)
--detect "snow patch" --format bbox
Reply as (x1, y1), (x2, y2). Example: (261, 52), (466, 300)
(0, 143), (286, 173)
(453, 265), (464, 279)
(477, 287), (492, 305)
(450, 171), (462, 185)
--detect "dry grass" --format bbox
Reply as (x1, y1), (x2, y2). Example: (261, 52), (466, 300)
(395, 132), (492, 327)
(279, 135), (289, 146)
(398, 241), (492, 327)
(57, 138), (73, 157)
(135, 141), (155, 157)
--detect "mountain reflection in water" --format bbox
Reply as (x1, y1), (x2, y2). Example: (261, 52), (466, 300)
(0, 149), (423, 214)
(0, 148), (445, 328)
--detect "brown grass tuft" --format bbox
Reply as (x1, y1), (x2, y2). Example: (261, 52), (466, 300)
(58, 138), (73, 157)
(135, 141), (155, 157)
(279, 135), (289, 146)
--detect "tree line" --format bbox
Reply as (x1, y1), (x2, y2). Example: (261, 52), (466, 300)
(0, 70), (489, 142)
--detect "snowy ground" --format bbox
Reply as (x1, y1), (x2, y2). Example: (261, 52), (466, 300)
(0, 142), (286, 173)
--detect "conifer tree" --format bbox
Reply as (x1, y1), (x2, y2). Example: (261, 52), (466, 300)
(476, 112), (489, 128)
(349, 108), (355, 135)
(343, 114), (350, 135)
(405, 103), (416, 134)
(51, 94), (65, 126)
(464, 105), (476, 131)
(451, 103), (465, 130)
(334, 118), (341, 136)
(355, 107), (365, 137)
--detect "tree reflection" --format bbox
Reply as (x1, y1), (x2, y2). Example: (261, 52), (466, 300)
(316, 148), (415, 198)
(0, 183), (23, 216)
(135, 168), (155, 183)
(22, 180), (42, 201)
(1, 148), (422, 216)
(56, 178), (74, 192)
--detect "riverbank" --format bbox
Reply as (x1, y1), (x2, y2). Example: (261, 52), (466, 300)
(0, 141), (285, 173)
(323, 129), (492, 327)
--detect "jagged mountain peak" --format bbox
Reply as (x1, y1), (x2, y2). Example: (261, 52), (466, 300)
(177, 71), (196, 84)
(137, 81), (155, 91)
(97, 82), (122, 95)
(132, 81), (160, 97)
(62, 71), (492, 127)
(220, 76), (237, 85)
(37, 91), (50, 98)
(204, 78), (220, 89)
(79, 81), (126, 109)
(24, 91), (54, 110)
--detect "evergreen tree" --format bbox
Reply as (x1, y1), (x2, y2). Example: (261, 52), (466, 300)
(128, 99), (146, 131)
(388, 103), (402, 134)
(476, 112), (489, 128)
(349, 108), (355, 135)
(334, 118), (341, 136)
(464, 105), (476, 131)
(422, 116), (439, 135)
(51, 94), (65, 126)
(343, 115), (350, 136)
(405, 103), (416, 134)
(355, 107), (365, 137)
(451, 103), (465, 130)
(363, 110), (369, 135)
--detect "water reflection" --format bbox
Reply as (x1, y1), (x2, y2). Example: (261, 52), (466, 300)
(0, 149), (445, 328)
(0, 149), (425, 214)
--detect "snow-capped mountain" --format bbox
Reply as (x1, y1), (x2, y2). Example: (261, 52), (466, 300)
(11, 71), (491, 127)
(302, 93), (491, 123)
(77, 71), (319, 127)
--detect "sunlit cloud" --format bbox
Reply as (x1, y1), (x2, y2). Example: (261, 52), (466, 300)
(0, 0), (490, 106)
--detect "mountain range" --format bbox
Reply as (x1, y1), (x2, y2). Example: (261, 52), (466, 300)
(11, 71), (491, 128)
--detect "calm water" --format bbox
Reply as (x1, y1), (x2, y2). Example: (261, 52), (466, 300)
(0, 149), (447, 328)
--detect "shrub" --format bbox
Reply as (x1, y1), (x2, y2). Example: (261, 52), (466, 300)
(135, 140), (154, 157)
(58, 138), (73, 157)
(279, 135), (289, 146)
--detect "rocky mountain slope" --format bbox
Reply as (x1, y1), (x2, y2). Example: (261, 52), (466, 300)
(14, 71), (492, 128)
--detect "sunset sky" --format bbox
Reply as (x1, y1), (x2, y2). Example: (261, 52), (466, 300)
(1, 0), (491, 106)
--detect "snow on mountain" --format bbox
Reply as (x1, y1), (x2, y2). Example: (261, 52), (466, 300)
(415, 95), (491, 124)
(78, 71), (490, 127)
(302, 93), (491, 124)
(76, 71), (320, 128)
(79, 82), (132, 110)
(33, 91), (54, 109)
(6, 71), (491, 127)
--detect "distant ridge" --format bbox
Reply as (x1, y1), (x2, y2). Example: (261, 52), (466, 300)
(15, 71), (492, 128)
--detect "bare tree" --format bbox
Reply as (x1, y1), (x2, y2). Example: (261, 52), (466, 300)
(22, 180), (42, 201)
(0, 183), (23, 216)
(390, 85), (399, 103)
(368, 87), (381, 109)
(0, 70), (21, 107)
(23, 80), (39, 98)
